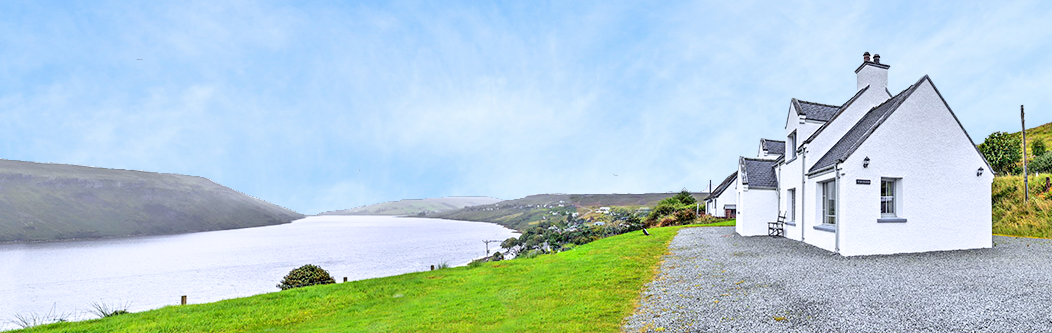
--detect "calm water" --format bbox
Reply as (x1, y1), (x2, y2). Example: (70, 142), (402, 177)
(0, 216), (517, 329)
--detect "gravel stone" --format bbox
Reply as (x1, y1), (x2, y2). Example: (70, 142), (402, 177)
(622, 227), (1052, 332)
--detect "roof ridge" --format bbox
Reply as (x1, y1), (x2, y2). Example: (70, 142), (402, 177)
(762, 138), (786, 143)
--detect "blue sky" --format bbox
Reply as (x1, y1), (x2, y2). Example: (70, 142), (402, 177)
(2, 1), (1051, 215)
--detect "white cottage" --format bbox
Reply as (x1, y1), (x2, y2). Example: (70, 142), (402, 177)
(734, 52), (994, 256)
(704, 172), (737, 218)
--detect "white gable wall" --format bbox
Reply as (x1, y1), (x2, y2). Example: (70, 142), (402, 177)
(834, 78), (993, 256)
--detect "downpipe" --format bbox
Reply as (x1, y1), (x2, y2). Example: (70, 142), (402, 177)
(835, 163), (842, 254)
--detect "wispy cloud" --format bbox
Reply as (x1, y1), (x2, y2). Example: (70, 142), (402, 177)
(1, 1), (1050, 214)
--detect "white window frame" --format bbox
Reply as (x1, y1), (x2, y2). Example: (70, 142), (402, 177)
(788, 132), (797, 159)
(787, 188), (796, 222)
(821, 180), (836, 225)
(881, 178), (899, 218)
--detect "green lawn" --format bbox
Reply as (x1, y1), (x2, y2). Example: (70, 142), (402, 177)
(19, 222), (735, 332)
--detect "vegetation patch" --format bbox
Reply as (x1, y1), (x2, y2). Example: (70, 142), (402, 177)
(16, 224), (731, 332)
(992, 175), (1052, 238)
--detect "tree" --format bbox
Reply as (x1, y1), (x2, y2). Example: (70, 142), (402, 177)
(672, 190), (697, 206)
(1033, 139), (1047, 157)
(500, 237), (518, 250)
(1031, 152), (1052, 174)
(277, 264), (335, 290)
(978, 131), (1021, 175)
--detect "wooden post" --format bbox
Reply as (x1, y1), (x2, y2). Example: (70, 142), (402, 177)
(343, 277), (348, 283)
(1022, 105), (1029, 203)
(430, 265), (434, 271)
(181, 295), (187, 305)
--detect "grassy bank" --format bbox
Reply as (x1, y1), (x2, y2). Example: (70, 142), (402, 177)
(18, 222), (734, 332)
(992, 175), (1052, 238)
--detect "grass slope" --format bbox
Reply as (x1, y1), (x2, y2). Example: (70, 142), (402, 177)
(318, 197), (501, 216)
(0, 159), (302, 242)
(436, 193), (709, 231)
(20, 223), (732, 332)
(1009, 121), (1052, 158)
(992, 175), (1052, 237)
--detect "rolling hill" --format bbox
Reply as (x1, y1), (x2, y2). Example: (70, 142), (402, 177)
(318, 196), (502, 216)
(434, 192), (708, 231)
(0, 159), (303, 242)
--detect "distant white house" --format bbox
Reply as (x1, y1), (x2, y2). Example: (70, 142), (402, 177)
(704, 172), (737, 218)
(731, 52), (993, 256)
(597, 207), (611, 214)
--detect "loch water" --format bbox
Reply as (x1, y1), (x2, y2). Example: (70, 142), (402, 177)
(0, 215), (517, 329)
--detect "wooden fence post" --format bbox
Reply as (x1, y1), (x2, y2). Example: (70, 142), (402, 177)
(430, 265), (435, 271)
(343, 277), (348, 282)
(181, 295), (187, 305)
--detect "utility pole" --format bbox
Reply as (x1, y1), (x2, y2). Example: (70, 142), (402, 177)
(1022, 105), (1029, 203)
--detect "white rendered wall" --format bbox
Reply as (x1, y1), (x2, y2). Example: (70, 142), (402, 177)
(801, 172), (837, 252)
(736, 187), (779, 236)
(835, 78), (992, 256)
(706, 179), (737, 218)
(780, 158), (803, 241)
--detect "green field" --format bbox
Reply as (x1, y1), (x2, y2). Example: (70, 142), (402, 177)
(17, 222), (734, 332)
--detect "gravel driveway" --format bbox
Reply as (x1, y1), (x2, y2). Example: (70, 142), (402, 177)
(622, 226), (1052, 332)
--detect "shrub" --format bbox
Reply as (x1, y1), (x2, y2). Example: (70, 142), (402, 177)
(1031, 152), (1052, 174)
(277, 264), (336, 290)
(1033, 139), (1047, 157)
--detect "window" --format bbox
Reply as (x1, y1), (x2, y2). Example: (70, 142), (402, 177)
(822, 180), (836, 225)
(787, 189), (796, 221)
(788, 132), (797, 159)
(881, 178), (896, 217)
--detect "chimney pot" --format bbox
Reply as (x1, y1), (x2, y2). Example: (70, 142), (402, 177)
(863, 52), (871, 62)
(873, 54), (881, 64)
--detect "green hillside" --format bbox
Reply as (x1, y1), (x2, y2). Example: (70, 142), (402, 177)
(0, 159), (303, 242)
(17, 224), (715, 332)
(318, 196), (501, 216)
(1011, 121), (1052, 156)
(435, 192), (708, 231)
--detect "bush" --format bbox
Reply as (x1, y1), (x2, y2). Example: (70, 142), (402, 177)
(1031, 152), (1052, 174)
(1033, 139), (1047, 157)
(277, 264), (336, 290)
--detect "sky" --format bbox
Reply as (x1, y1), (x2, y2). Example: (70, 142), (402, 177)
(2, 1), (1051, 215)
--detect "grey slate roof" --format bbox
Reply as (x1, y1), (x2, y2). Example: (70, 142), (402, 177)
(761, 138), (785, 156)
(706, 172), (737, 200)
(807, 77), (922, 174)
(740, 157), (779, 189)
(793, 99), (840, 122)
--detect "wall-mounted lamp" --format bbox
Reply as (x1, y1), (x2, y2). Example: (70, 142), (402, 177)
(977, 167), (984, 177)
(863, 157), (870, 168)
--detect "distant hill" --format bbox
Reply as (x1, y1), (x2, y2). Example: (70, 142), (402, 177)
(318, 196), (503, 216)
(0, 159), (303, 242)
(434, 192), (708, 231)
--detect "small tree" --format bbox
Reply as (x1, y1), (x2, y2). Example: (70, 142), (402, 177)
(277, 264), (335, 290)
(1033, 139), (1047, 158)
(978, 131), (1022, 175)
(672, 190), (697, 206)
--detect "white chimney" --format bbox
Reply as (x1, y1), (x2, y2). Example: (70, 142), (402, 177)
(856, 52), (889, 92)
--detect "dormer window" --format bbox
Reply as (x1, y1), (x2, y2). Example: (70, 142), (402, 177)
(787, 132), (797, 159)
